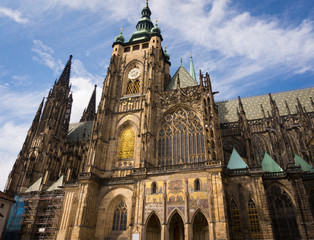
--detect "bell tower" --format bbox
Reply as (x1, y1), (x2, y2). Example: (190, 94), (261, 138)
(86, 1), (171, 174)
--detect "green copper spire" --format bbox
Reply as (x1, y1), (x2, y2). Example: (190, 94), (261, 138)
(189, 53), (196, 81)
(129, 0), (154, 42)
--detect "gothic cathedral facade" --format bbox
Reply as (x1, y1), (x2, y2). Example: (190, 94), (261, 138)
(4, 2), (314, 240)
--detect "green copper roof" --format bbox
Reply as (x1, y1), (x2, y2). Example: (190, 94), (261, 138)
(294, 154), (314, 172)
(25, 177), (42, 193)
(67, 121), (93, 142)
(227, 148), (248, 169)
(189, 55), (196, 81)
(166, 66), (198, 91)
(261, 152), (283, 172)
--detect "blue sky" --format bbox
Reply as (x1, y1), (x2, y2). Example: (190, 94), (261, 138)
(0, 0), (313, 191)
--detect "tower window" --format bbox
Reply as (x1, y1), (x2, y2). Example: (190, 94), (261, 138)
(133, 45), (140, 51)
(142, 43), (149, 49)
(194, 179), (200, 191)
(151, 182), (157, 194)
(112, 201), (127, 231)
(230, 199), (242, 239)
(119, 127), (135, 159)
(126, 81), (134, 95)
(124, 47), (130, 53)
(134, 80), (140, 93)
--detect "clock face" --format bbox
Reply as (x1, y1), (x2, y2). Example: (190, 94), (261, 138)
(128, 68), (141, 80)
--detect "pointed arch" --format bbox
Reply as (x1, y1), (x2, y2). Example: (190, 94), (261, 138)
(229, 198), (243, 239)
(266, 185), (301, 239)
(192, 210), (209, 240)
(119, 127), (135, 159)
(194, 178), (200, 191)
(168, 211), (185, 240)
(247, 198), (262, 239)
(145, 212), (161, 240)
(151, 182), (157, 194)
(112, 201), (127, 230)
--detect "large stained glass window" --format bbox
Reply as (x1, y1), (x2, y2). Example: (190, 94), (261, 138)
(267, 185), (301, 240)
(158, 108), (205, 166)
(112, 201), (128, 231)
(119, 127), (135, 159)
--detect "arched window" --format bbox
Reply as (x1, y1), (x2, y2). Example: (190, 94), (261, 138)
(119, 127), (135, 159)
(230, 199), (242, 239)
(194, 179), (200, 191)
(158, 108), (205, 166)
(126, 81), (133, 94)
(151, 182), (157, 194)
(112, 201), (127, 231)
(267, 185), (301, 239)
(310, 190), (314, 217)
(248, 198), (262, 239)
(134, 80), (140, 93)
(252, 135), (267, 164)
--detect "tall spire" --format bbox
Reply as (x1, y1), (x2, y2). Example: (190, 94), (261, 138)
(80, 85), (97, 122)
(189, 53), (196, 81)
(57, 55), (72, 86)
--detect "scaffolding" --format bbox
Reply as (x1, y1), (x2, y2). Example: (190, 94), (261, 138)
(19, 190), (64, 240)
(3, 196), (25, 240)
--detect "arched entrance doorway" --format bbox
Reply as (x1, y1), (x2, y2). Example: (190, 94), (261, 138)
(169, 212), (184, 240)
(192, 211), (209, 240)
(146, 213), (161, 240)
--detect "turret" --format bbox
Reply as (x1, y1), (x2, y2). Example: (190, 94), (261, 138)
(80, 85), (97, 122)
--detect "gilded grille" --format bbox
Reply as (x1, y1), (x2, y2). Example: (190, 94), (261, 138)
(231, 200), (242, 239)
(134, 80), (140, 93)
(119, 127), (135, 159)
(126, 81), (133, 94)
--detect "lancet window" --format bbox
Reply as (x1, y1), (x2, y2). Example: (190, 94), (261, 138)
(230, 199), (242, 240)
(126, 81), (134, 95)
(266, 185), (301, 239)
(119, 127), (135, 159)
(248, 198), (262, 239)
(112, 201), (128, 231)
(158, 108), (205, 166)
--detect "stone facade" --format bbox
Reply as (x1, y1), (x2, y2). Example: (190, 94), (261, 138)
(4, 2), (314, 240)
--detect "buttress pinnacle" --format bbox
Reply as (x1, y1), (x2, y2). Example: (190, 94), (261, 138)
(80, 85), (97, 122)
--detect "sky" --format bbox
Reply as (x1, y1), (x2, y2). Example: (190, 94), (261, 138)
(0, 0), (314, 191)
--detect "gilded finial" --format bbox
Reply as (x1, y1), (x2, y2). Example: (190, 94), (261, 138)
(165, 46), (167, 52)
(155, 19), (158, 26)
(180, 57), (183, 65)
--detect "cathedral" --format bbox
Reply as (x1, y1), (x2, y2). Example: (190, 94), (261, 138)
(3, 2), (314, 240)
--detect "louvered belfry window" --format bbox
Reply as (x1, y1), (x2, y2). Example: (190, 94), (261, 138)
(158, 108), (205, 166)
(112, 201), (128, 231)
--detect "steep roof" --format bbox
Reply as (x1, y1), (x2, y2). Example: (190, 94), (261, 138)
(25, 177), (42, 193)
(227, 148), (248, 169)
(217, 88), (314, 123)
(261, 153), (283, 172)
(294, 154), (314, 173)
(166, 66), (198, 91)
(67, 121), (93, 142)
(47, 176), (64, 191)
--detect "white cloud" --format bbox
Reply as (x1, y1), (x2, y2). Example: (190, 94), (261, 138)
(32, 40), (64, 75)
(0, 7), (29, 24)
